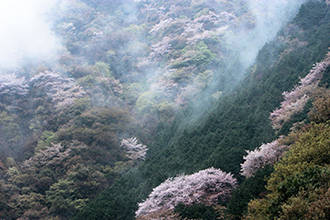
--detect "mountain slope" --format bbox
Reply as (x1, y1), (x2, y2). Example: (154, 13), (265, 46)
(74, 1), (330, 219)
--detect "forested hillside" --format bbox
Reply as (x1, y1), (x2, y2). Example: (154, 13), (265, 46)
(0, 0), (329, 219)
(75, 1), (330, 219)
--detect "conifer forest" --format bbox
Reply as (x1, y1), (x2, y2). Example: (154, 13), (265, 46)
(0, 0), (329, 219)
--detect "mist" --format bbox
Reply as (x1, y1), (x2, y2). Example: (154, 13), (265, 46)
(0, 0), (308, 124)
(178, 0), (307, 127)
(0, 0), (61, 70)
(236, 0), (306, 69)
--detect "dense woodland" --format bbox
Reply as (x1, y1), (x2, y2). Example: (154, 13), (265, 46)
(0, 0), (329, 219)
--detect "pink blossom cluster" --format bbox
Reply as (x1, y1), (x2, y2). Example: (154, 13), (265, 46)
(241, 139), (288, 178)
(136, 168), (237, 217)
(270, 53), (330, 130)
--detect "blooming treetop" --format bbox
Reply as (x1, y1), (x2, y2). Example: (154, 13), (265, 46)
(270, 52), (330, 131)
(120, 137), (148, 160)
(30, 71), (87, 109)
(0, 73), (29, 97)
(241, 139), (288, 178)
(22, 143), (71, 169)
(136, 167), (237, 217)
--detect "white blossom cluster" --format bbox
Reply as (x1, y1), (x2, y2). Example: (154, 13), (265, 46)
(138, 1), (166, 22)
(148, 9), (237, 58)
(149, 37), (172, 60)
(186, 30), (215, 45)
(136, 167), (237, 217)
(111, 79), (123, 94)
(270, 52), (330, 130)
(149, 18), (174, 36)
(0, 74), (29, 97)
(120, 137), (148, 160)
(30, 71), (87, 108)
(183, 22), (204, 36)
(241, 140), (288, 178)
(30, 71), (74, 91)
(194, 11), (236, 26)
(22, 143), (71, 169)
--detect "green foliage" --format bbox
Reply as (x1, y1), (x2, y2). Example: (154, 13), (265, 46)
(73, 171), (145, 220)
(35, 131), (58, 153)
(1, 1), (329, 219)
(15, 193), (48, 219)
(305, 188), (330, 220)
(247, 123), (330, 219)
(175, 203), (220, 220)
(156, 101), (177, 122)
(45, 163), (107, 218)
(268, 123), (330, 191)
(194, 70), (214, 86)
(135, 91), (158, 114)
(0, 111), (22, 144)
(58, 107), (129, 147)
(171, 41), (218, 70)
(51, 98), (91, 132)
(46, 179), (84, 217)
(309, 87), (330, 123)
(93, 62), (112, 77)
(226, 165), (274, 219)
(122, 83), (144, 105)
(293, 1), (328, 29)
(76, 1), (330, 218)
(0, 111), (23, 160)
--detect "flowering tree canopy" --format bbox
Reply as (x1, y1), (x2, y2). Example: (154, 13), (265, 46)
(0, 74), (29, 97)
(270, 53), (330, 130)
(22, 143), (71, 169)
(149, 37), (172, 60)
(241, 139), (288, 178)
(30, 71), (87, 109)
(120, 137), (148, 160)
(136, 168), (237, 217)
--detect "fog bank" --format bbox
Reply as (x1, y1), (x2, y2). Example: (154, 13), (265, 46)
(236, 0), (306, 69)
(0, 0), (61, 70)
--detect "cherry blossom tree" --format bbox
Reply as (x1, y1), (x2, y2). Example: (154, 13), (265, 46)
(0, 74), (29, 97)
(149, 18), (174, 36)
(120, 137), (148, 160)
(136, 168), (237, 217)
(30, 71), (74, 93)
(183, 22), (204, 36)
(22, 143), (71, 169)
(270, 53), (330, 130)
(187, 30), (215, 45)
(240, 139), (288, 178)
(30, 71), (87, 109)
(148, 37), (172, 60)
(51, 84), (87, 109)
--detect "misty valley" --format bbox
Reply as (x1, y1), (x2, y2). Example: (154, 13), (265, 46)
(0, 0), (329, 219)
